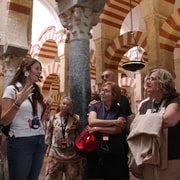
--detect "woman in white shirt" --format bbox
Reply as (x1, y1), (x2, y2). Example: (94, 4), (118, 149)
(1, 58), (50, 180)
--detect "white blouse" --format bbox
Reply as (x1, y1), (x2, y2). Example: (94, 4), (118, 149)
(2, 82), (45, 137)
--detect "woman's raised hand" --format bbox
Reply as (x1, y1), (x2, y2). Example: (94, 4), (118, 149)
(15, 84), (35, 105)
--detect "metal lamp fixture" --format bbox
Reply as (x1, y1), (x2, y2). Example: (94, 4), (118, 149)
(122, 0), (145, 71)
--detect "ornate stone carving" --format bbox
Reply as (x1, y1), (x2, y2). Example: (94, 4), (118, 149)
(57, 0), (105, 40)
(2, 55), (22, 89)
(56, 0), (105, 14)
(59, 6), (101, 40)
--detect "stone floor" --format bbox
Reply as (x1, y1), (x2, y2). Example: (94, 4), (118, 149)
(39, 155), (140, 180)
(1, 155), (140, 180)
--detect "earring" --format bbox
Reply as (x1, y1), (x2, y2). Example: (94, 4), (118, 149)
(24, 71), (29, 77)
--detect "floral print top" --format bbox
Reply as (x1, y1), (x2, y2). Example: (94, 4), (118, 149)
(45, 112), (82, 161)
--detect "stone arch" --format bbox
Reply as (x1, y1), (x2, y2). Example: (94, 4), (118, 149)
(105, 31), (147, 70)
(119, 76), (136, 88)
(29, 26), (67, 95)
(42, 73), (61, 113)
(99, 0), (139, 29)
(41, 62), (61, 80)
(159, 8), (180, 52)
(29, 26), (68, 58)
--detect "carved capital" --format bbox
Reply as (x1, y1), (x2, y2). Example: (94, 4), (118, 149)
(56, 0), (105, 14)
(3, 55), (20, 74)
(59, 6), (101, 40)
(57, 0), (105, 40)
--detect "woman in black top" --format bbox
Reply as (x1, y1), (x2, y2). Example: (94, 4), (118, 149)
(88, 81), (131, 180)
(131, 68), (180, 180)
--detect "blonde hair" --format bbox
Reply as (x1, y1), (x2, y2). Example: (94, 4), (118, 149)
(147, 68), (179, 98)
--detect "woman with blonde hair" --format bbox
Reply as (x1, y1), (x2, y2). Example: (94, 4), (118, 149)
(129, 68), (180, 180)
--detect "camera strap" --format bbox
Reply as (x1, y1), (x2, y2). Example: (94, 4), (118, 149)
(60, 115), (69, 139)
(28, 97), (38, 117)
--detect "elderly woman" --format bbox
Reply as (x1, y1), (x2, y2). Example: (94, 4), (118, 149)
(129, 68), (180, 180)
(45, 96), (82, 180)
(87, 81), (131, 180)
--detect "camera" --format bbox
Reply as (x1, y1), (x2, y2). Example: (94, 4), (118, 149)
(31, 116), (40, 129)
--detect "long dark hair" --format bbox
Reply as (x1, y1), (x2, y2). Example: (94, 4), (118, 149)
(9, 57), (44, 105)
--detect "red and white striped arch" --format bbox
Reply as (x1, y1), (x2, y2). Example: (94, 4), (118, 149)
(41, 62), (61, 80)
(99, 0), (175, 30)
(30, 26), (68, 59)
(38, 26), (68, 47)
(105, 31), (147, 70)
(7, 1), (32, 15)
(160, 8), (180, 52)
(99, 0), (139, 29)
(119, 77), (136, 88)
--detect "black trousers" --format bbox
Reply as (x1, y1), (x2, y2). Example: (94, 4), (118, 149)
(86, 151), (129, 180)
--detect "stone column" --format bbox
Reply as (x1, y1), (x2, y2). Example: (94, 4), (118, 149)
(0, 0), (32, 89)
(140, 0), (174, 73)
(57, 0), (105, 127)
(59, 54), (69, 95)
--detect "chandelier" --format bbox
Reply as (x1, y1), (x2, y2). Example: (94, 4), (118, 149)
(122, 0), (145, 71)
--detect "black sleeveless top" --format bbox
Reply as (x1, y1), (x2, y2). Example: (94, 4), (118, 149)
(139, 97), (180, 160)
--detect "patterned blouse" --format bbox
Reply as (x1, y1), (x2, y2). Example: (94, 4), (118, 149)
(45, 112), (82, 162)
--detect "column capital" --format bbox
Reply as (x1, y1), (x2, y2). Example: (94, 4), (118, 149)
(56, 0), (105, 41)
(56, 0), (105, 14)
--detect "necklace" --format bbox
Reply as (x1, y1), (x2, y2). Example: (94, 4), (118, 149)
(151, 99), (166, 113)
(152, 102), (161, 113)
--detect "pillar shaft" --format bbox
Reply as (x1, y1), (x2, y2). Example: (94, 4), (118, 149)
(69, 39), (90, 127)
(57, 0), (105, 126)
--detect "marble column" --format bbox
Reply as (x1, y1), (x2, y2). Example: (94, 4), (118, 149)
(57, 0), (105, 127)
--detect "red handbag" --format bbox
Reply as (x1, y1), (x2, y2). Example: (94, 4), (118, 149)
(75, 126), (98, 156)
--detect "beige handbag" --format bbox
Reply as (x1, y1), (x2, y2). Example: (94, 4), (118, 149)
(128, 102), (167, 180)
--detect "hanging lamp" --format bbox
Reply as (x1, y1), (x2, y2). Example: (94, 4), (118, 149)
(122, 0), (145, 71)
